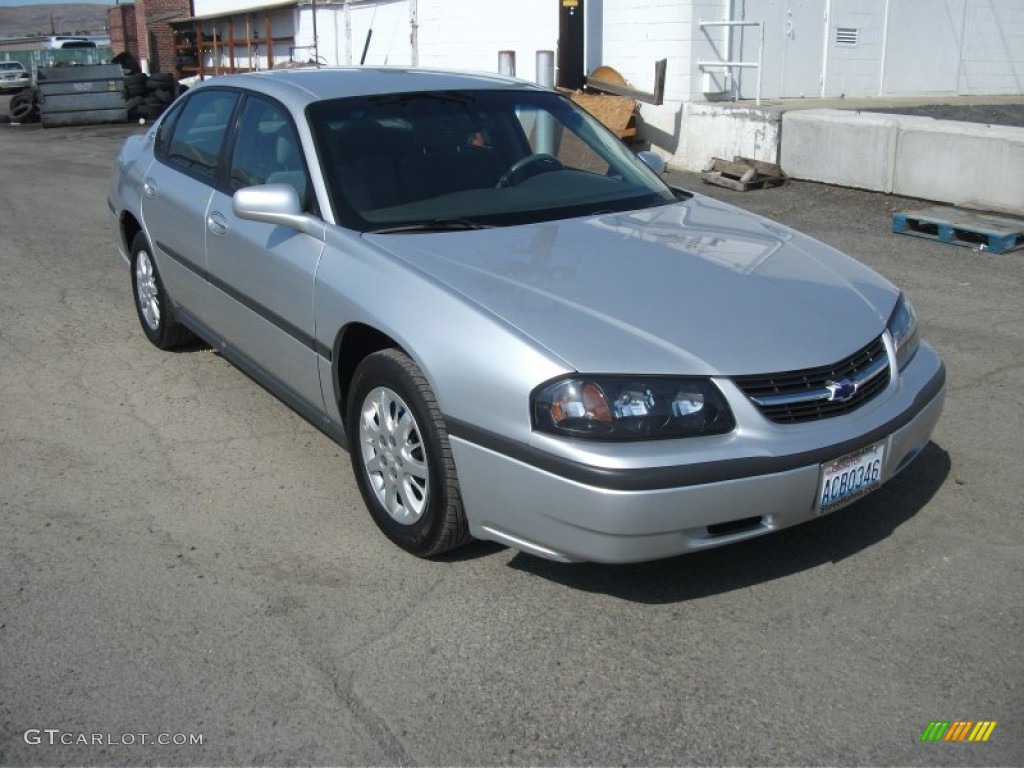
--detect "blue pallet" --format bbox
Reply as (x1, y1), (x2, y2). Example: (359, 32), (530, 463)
(893, 206), (1024, 254)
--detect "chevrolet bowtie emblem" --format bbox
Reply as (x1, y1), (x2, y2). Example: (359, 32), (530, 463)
(825, 379), (857, 402)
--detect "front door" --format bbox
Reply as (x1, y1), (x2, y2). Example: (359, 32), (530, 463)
(205, 94), (326, 413)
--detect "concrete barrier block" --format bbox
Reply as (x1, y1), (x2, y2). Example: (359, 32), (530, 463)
(893, 119), (1024, 215)
(674, 103), (781, 172)
(781, 110), (899, 192)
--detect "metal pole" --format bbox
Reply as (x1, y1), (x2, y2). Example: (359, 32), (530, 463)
(344, 0), (352, 64)
(756, 21), (763, 106)
(535, 49), (554, 88)
(311, 0), (319, 66)
(535, 50), (555, 155)
(360, 29), (372, 65)
(410, 0), (418, 67)
(498, 50), (515, 77)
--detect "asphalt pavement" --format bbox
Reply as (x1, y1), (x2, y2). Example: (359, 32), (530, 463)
(0, 107), (1022, 766)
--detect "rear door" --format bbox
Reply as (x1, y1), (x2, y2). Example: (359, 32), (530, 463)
(142, 89), (239, 325)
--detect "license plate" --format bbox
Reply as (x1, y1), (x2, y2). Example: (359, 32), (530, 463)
(816, 441), (885, 514)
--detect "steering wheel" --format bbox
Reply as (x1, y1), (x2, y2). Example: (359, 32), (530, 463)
(495, 153), (563, 188)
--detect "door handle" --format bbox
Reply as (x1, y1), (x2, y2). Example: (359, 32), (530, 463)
(143, 178), (157, 197)
(207, 212), (228, 236)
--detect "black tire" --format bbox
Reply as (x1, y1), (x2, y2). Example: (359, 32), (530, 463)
(8, 99), (33, 122)
(152, 88), (173, 104)
(124, 73), (147, 97)
(347, 349), (471, 557)
(146, 74), (173, 91)
(137, 102), (165, 119)
(10, 91), (30, 109)
(129, 232), (193, 349)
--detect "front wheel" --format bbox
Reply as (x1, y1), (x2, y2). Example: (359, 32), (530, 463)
(130, 232), (193, 349)
(347, 349), (471, 557)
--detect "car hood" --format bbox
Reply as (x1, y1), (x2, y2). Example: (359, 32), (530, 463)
(364, 195), (899, 376)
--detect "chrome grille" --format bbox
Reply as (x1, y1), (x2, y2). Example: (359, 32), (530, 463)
(733, 335), (890, 424)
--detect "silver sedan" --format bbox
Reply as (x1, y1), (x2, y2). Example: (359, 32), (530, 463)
(108, 68), (945, 563)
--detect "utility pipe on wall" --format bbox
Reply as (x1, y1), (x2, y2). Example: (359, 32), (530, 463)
(344, 0), (352, 64)
(410, 0), (418, 66)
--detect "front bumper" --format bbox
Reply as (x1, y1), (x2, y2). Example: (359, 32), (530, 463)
(450, 343), (946, 563)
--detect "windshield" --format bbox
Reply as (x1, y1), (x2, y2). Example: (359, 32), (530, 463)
(1, 62), (26, 72)
(308, 89), (675, 232)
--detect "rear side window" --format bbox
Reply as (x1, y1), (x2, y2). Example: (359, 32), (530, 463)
(163, 90), (238, 183)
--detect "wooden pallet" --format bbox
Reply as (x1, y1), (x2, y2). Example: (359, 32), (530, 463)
(570, 91), (636, 140)
(700, 156), (786, 191)
(892, 206), (1024, 253)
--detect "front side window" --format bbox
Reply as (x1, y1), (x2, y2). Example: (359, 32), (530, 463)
(163, 90), (238, 183)
(308, 89), (675, 232)
(228, 95), (310, 208)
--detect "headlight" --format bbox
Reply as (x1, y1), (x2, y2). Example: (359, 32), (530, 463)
(887, 293), (919, 371)
(532, 376), (735, 441)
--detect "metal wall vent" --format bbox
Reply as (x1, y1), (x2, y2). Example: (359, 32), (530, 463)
(835, 27), (859, 46)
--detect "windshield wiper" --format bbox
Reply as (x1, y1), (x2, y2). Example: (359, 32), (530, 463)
(365, 218), (496, 234)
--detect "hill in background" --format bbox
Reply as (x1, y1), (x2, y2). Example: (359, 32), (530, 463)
(0, 3), (112, 38)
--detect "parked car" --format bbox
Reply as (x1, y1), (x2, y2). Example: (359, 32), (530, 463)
(0, 61), (30, 92)
(108, 68), (945, 563)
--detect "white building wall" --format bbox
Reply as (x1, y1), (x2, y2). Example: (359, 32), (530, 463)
(416, 0), (556, 83)
(195, 0), (292, 14)
(596, 0), (732, 153)
(600, 0), (690, 102)
(959, 0), (1024, 95)
(823, 0), (884, 97)
(191, 0), (1020, 172)
(882, 0), (965, 94)
(295, 0), (413, 67)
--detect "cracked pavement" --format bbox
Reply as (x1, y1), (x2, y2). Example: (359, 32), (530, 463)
(0, 107), (1021, 765)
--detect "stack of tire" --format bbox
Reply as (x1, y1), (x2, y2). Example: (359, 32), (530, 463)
(8, 87), (40, 124)
(124, 71), (178, 121)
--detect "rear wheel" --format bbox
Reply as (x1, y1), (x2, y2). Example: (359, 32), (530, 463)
(130, 232), (193, 349)
(347, 349), (471, 557)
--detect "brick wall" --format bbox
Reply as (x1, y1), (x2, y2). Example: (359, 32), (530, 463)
(107, 4), (139, 58)
(134, 0), (191, 73)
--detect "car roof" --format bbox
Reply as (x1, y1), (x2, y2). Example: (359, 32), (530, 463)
(192, 67), (546, 110)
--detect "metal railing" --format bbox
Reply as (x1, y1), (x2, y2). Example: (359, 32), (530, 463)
(697, 20), (763, 105)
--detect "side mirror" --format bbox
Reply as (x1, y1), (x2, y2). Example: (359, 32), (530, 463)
(636, 150), (666, 176)
(233, 184), (323, 239)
